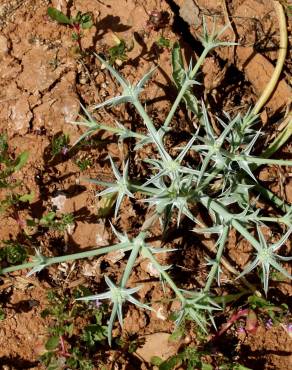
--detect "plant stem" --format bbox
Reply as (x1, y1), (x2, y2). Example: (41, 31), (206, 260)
(162, 48), (210, 132)
(254, 181), (290, 213)
(133, 100), (169, 161)
(200, 196), (262, 250)
(234, 155), (292, 167)
(204, 226), (229, 292)
(141, 246), (185, 301)
(120, 234), (146, 287)
(98, 123), (146, 140)
(261, 112), (292, 160)
(252, 216), (287, 223)
(1, 243), (131, 274)
(252, 1), (287, 115)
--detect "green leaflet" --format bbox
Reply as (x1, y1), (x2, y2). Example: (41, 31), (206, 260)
(45, 336), (60, 351)
(14, 151), (29, 171)
(172, 42), (199, 116)
(47, 7), (71, 25)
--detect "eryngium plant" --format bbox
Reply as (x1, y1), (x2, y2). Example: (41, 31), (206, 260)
(3, 21), (291, 345)
(69, 21), (292, 343)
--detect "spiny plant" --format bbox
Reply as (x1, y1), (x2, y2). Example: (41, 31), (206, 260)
(2, 20), (292, 349)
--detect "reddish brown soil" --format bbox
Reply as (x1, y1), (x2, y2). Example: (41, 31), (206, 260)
(0, 0), (291, 369)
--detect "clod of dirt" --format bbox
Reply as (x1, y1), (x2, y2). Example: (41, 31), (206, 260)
(236, 46), (292, 112)
(104, 249), (125, 264)
(155, 306), (167, 320)
(9, 95), (32, 134)
(0, 34), (9, 58)
(244, 325), (292, 369)
(33, 72), (80, 134)
(95, 222), (110, 247)
(136, 332), (180, 363)
(17, 47), (64, 93)
(82, 260), (101, 277)
(179, 0), (201, 28)
(202, 56), (226, 92)
(128, 5), (149, 31)
(51, 193), (67, 211)
(140, 260), (160, 277)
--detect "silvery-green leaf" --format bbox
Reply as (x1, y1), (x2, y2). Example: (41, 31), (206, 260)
(110, 222), (130, 244)
(135, 67), (157, 93)
(238, 160), (258, 183)
(172, 42), (200, 116)
(94, 53), (128, 88)
(26, 264), (47, 277)
(271, 228), (292, 252)
(93, 95), (133, 110)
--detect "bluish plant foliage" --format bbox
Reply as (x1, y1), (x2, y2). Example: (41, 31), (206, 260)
(69, 20), (292, 343)
(3, 20), (291, 346)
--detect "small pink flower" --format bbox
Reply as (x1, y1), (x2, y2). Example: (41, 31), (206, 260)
(95, 299), (102, 308)
(281, 323), (292, 338)
(265, 319), (273, 329)
(237, 326), (245, 334)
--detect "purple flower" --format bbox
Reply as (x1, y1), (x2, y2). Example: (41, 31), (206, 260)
(237, 326), (245, 334)
(265, 318), (273, 329)
(95, 299), (102, 308)
(281, 323), (292, 338)
(61, 146), (68, 156)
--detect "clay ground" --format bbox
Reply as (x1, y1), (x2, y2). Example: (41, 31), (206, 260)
(0, 0), (291, 369)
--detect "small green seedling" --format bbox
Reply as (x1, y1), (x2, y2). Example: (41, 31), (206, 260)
(151, 346), (252, 370)
(51, 133), (70, 159)
(40, 288), (107, 370)
(0, 134), (32, 216)
(108, 38), (128, 65)
(0, 241), (27, 265)
(0, 192), (34, 215)
(47, 7), (93, 52)
(0, 307), (5, 320)
(75, 158), (92, 171)
(0, 134), (29, 189)
(248, 294), (289, 324)
(155, 36), (171, 49)
(151, 347), (212, 370)
(26, 211), (75, 232)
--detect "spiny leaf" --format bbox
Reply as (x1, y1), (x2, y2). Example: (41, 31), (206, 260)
(172, 42), (199, 115)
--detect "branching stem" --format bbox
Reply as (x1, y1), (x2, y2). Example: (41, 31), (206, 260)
(163, 48), (210, 132)
(141, 246), (185, 302)
(204, 226), (229, 292)
(1, 243), (130, 274)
